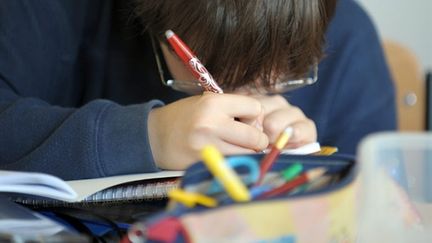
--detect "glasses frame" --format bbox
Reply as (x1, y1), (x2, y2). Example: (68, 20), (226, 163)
(265, 64), (318, 94)
(151, 35), (318, 95)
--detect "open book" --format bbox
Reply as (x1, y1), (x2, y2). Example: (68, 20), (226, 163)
(0, 170), (183, 204)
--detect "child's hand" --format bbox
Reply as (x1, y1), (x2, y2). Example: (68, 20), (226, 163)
(252, 94), (317, 148)
(147, 92), (269, 170)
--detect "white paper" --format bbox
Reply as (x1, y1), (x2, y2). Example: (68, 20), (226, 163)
(263, 142), (321, 155)
(0, 171), (77, 201)
(0, 170), (183, 202)
(280, 142), (321, 155)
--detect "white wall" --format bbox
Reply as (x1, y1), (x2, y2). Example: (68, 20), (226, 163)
(357, 0), (432, 73)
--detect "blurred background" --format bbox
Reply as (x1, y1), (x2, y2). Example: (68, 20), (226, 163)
(358, 0), (431, 73)
(357, 0), (432, 131)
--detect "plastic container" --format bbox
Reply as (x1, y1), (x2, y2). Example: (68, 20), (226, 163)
(357, 132), (432, 242)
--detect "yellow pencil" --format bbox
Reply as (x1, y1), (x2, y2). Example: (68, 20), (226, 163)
(201, 145), (251, 202)
(168, 188), (217, 208)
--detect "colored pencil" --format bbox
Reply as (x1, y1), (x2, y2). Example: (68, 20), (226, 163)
(258, 167), (326, 199)
(256, 127), (293, 185)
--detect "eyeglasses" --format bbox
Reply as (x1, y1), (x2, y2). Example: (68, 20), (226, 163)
(151, 36), (318, 95)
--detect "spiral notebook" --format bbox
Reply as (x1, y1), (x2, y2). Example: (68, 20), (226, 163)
(0, 170), (183, 206)
(0, 143), (322, 206)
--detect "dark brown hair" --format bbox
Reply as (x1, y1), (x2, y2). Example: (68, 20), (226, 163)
(134, 0), (337, 91)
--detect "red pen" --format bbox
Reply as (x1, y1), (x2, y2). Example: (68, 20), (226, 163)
(165, 30), (223, 94)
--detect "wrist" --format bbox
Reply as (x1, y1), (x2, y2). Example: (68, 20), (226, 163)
(147, 107), (164, 168)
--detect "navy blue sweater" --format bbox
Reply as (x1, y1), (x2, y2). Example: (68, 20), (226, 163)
(0, 0), (396, 180)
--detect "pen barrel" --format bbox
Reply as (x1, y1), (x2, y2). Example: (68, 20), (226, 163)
(166, 33), (195, 64)
(166, 30), (223, 93)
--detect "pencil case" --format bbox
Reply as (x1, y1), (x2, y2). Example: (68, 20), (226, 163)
(124, 154), (357, 243)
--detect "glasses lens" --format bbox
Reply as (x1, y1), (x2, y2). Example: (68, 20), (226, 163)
(271, 78), (314, 93)
(265, 65), (318, 94)
(167, 79), (204, 95)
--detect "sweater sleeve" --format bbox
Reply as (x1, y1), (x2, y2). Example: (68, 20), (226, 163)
(0, 0), (164, 180)
(0, 86), (164, 180)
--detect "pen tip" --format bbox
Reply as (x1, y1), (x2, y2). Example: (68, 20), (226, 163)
(165, 30), (174, 38)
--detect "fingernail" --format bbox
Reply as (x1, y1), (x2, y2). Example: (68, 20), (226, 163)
(288, 128), (298, 142)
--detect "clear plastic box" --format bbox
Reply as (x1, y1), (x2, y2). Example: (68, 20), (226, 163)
(357, 132), (432, 242)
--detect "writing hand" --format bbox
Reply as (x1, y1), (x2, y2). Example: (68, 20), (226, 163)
(148, 92), (269, 170)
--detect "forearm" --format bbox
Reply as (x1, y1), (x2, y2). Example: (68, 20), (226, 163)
(0, 88), (164, 180)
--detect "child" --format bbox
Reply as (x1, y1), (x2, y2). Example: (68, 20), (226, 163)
(0, 0), (395, 179)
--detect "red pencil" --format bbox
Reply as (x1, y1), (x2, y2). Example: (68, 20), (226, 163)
(258, 167), (326, 199)
(256, 127), (293, 185)
(165, 30), (223, 94)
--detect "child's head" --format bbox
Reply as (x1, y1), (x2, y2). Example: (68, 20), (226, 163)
(135, 0), (337, 93)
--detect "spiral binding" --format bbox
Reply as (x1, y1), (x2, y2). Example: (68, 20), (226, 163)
(11, 180), (179, 207)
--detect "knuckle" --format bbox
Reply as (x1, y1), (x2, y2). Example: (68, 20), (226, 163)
(272, 95), (288, 106)
(263, 119), (280, 136)
(289, 106), (305, 118)
(293, 118), (317, 143)
(245, 97), (263, 115)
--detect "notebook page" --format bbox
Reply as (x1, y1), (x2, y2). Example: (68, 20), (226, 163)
(0, 171), (77, 201)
